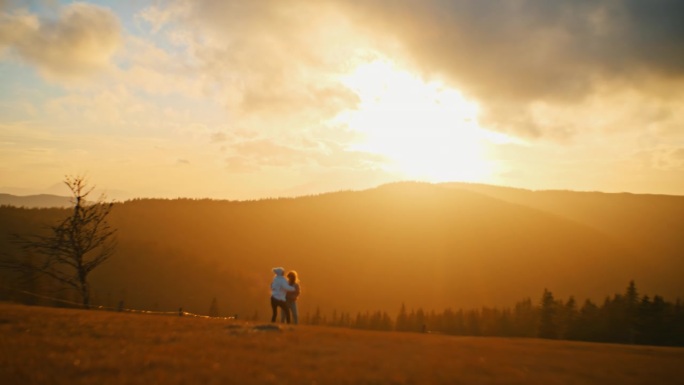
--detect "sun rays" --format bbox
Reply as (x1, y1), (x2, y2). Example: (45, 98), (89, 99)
(336, 59), (506, 183)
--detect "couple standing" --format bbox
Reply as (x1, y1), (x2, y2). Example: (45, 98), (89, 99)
(270, 267), (301, 324)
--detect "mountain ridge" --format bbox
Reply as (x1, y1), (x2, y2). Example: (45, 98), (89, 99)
(1, 182), (682, 319)
(0, 193), (72, 208)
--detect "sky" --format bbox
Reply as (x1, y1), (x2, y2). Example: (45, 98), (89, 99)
(1, 0), (683, 200)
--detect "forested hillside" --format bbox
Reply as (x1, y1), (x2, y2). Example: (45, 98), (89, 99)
(1, 182), (682, 321)
(443, 182), (684, 271)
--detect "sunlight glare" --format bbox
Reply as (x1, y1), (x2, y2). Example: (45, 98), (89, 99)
(337, 60), (511, 183)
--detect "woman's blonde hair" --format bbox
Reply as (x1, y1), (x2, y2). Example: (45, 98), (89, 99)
(286, 270), (299, 283)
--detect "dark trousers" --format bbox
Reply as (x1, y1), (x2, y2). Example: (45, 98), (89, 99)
(271, 296), (290, 323)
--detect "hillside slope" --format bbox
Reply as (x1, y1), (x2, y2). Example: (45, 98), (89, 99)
(442, 182), (684, 294)
(1, 183), (682, 319)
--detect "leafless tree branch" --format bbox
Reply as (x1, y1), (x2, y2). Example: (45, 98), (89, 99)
(0, 175), (117, 308)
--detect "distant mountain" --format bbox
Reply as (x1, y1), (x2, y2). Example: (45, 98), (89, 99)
(440, 182), (684, 280)
(1, 182), (682, 320)
(0, 193), (72, 208)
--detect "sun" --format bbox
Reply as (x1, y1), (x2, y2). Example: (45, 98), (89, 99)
(336, 59), (506, 183)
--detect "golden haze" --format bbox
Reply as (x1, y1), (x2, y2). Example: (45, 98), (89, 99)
(1, 183), (682, 319)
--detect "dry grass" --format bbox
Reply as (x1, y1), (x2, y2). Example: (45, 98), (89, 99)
(1, 303), (683, 385)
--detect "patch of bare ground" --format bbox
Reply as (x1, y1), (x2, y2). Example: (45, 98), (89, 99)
(1, 303), (683, 384)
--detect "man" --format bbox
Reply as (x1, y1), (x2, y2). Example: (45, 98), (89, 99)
(270, 267), (295, 323)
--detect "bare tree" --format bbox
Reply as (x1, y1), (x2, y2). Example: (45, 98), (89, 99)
(1, 176), (117, 308)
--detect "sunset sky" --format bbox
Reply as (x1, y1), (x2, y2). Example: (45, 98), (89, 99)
(1, 0), (683, 200)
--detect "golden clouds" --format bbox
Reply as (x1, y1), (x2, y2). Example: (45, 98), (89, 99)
(332, 0), (684, 138)
(138, 0), (379, 177)
(142, 0), (362, 125)
(0, 3), (121, 79)
(1, 0), (683, 198)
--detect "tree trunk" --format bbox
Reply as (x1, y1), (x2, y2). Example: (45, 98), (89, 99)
(79, 276), (90, 309)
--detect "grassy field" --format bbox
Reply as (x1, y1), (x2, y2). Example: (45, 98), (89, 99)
(1, 303), (683, 385)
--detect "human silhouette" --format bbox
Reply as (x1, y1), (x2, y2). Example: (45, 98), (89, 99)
(270, 267), (295, 323)
(280, 270), (301, 324)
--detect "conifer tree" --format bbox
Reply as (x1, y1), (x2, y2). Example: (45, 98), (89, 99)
(396, 302), (409, 331)
(416, 308), (426, 333)
(311, 306), (322, 325)
(538, 289), (558, 339)
(209, 297), (220, 317)
(624, 280), (639, 343)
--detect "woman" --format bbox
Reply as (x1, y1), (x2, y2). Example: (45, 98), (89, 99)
(284, 270), (301, 325)
(270, 267), (295, 323)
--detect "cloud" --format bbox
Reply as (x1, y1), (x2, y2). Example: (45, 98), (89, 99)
(210, 132), (228, 143)
(220, 133), (387, 174)
(673, 148), (684, 162)
(0, 0), (11, 12)
(111, 34), (205, 98)
(231, 139), (308, 168)
(0, 3), (122, 79)
(139, 0), (362, 135)
(637, 147), (684, 171)
(330, 0), (684, 138)
(136, 0), (684, 144)
(135, 0), (387, 178)
(5, 0), (680, 198)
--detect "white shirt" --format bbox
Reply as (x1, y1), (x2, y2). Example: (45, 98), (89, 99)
(271, 275), (294, 301)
